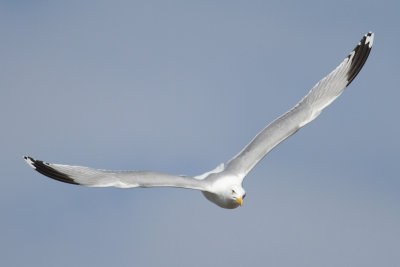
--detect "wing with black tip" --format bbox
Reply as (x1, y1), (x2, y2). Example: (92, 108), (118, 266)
(24, 156), (207, 190)
(225, 32), (374, 179)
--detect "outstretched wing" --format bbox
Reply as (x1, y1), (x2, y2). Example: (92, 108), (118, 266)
(24, 156), (207, 191)
(225, 32), (374, 179)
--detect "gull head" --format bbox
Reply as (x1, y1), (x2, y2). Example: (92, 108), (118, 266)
(230, 184), (246, 207)
(202, 183), (246, 209)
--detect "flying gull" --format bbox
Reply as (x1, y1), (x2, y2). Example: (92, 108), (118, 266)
(24, 32), (374, 209)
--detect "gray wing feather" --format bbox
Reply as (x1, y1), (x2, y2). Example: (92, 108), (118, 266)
(225, 32), (374, 179)
(24, 156), (207, 191)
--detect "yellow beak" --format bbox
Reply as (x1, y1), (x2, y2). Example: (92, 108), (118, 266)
(235, 197), (243, 206)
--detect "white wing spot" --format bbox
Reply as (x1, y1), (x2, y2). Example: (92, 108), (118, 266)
(366, 32), (374, 48)
(24, 156), (36, 169)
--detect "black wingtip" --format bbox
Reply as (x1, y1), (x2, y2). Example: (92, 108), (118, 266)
(346, 32), (374, 86)
(24, 156), (79, 185)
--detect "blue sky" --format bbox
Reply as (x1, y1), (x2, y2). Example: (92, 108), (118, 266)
(1, 1), (399, 266)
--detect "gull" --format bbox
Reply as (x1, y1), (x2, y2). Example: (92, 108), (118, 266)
(24, 32), (374, 209)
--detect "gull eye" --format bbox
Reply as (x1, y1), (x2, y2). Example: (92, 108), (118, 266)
(232, 189), (236, 194)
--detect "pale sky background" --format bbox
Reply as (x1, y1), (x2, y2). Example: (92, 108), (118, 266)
(1, 1), (399, 266)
